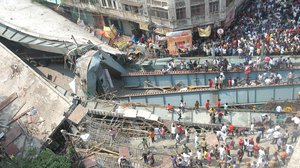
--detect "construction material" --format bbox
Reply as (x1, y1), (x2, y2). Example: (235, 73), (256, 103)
(68, 104), (89, 125)
(10, 102), (26, 120)
(0, 92), (18, 111)
(7, 107), (31, 126)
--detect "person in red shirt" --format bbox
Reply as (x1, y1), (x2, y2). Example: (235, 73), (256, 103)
(238, 137), (244, 148)
(216, 99), (221, 110)
(177, 124), (183, 135)
(167, 103), (174, 113)
(149, 130), (155, 143)
(161, 126), (166, 139)
(217, 110), (223, 124)
(205, 100), (210, 110)
(228, 78), (232, 87)
(253, 144), (260, 157)
(228, 123), (234, 136)
(209, 79), (213, 88)
(225, 144), (231, 156)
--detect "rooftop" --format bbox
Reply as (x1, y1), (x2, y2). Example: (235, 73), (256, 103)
(0, 42), (71, 156)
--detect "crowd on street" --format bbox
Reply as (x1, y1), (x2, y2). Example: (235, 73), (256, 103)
(194, 0), (300, 57)
(142, 111), (300, 168)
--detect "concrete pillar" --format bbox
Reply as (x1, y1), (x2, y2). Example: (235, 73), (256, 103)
(186, 0), (191, 19)
(105, 0), (109, 7)
(204, 0), (210, 21)
(167, 0), (177, 29)
(219, 0), (226, 18)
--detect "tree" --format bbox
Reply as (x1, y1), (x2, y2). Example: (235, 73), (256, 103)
(0, 148), (71, 168)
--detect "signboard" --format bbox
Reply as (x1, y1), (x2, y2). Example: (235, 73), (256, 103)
(198, 26), (211, 37)
(217, 28), (224, 35)
(139, 22), (171, 35)
(166, 30), (192, 55)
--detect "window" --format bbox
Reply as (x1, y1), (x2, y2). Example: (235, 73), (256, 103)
(107, 0), (112, 7)
(176, 8), (186, 19)
(150, 9), (169, 19)
(113, 1), (117, 8)
(226, 0), (234, 7)
(102, 0), (106, 7)
(209, 1), (219, 13)
(153, 0), (161, 6)
(190, 0), (204, 4)
(191, 4), (205, 16)
(124, 5), (139, 13)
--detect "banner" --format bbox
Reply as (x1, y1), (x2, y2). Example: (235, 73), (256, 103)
(139, 22), (148, 31)
(166, 30), (192, 55)
(103, 25), (118, 39)
(224, 6), (236, 28)
(140, 22), (171, 35)
(198, 26), (211, 37)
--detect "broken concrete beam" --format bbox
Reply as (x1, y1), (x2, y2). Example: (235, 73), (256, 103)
(0, 92), (18, 111)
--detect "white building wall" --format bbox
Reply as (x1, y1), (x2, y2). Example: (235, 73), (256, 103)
(62, 0), (245, 31)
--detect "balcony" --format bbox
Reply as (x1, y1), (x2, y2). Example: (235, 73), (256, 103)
(63, 1), (148, 23)
(191, 15), (205, 25)
(119, 0), (143, 7)
(173, 18), (193, 30)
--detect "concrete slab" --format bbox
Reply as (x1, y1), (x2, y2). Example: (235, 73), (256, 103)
(4, 125), (22, 146)
(82, 155), (97, 168)
(68, 104), (88, 125)
(5, 143), (19, 156)
(0, 42), (71, 155)
(0, 0), (101, 45)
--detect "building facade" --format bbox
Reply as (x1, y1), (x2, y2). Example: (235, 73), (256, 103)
(57, 0), (246, 35)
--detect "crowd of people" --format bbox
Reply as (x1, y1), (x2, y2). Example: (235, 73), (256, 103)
(136, 98), (300, 168)
(194, 0), (300, 58)
(161, 54), (294, 75)
(161, 56), (296, 91)
(143, 114), (300, 167)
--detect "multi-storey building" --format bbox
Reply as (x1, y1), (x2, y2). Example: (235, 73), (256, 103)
(51, 0), (247, 36)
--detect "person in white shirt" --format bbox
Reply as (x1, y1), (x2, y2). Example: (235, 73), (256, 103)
(266, 128), (274, 140)
(171, 123), (176, 139)
(276, 73), (282, 83)
(184, 128), (190, 143)
(182, 152), (190, 165)
(216, 131), (227, 143)
(250, 123), (255, 135)
(221, 124), (227, 133)
(249, 46), (254, 57)
(272, 130), (281, 144)
(175, 134), (181, 148)
(291, 115), (300, 128)
(258, 73), (263, 81)
(118, 156), (126, 168)
(264, 77), (272, 85)
(219, 145), (225, 160)
(286, 144), (294, 156)
(196, 149), (202, 160)
(274, 124), (281, 131)
(194, 134), (199, 149)
(276, 105), (282, 118)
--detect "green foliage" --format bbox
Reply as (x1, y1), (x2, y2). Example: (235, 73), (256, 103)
(0, 148), (71, 168)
